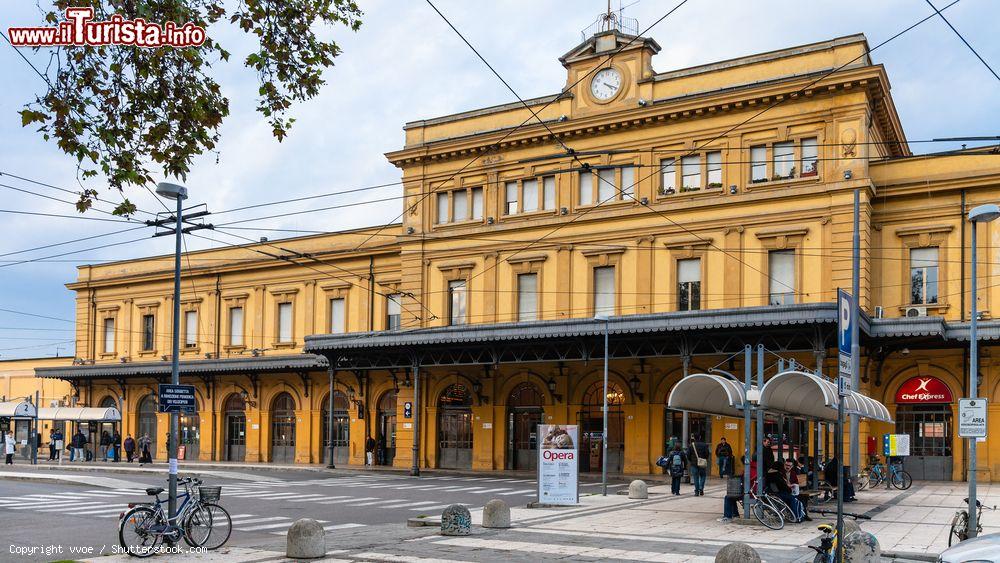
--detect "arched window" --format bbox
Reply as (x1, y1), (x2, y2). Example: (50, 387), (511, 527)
(582, 380), (625, 406)
(99, 396), (117, 408)
(138, 394), (156, 414)
(508, 382), (544, 407)
(438, 384), (472, 407)
(224, 393), (246, 412)
(379, 390), (397, 413)
(272, 392), (295, 413)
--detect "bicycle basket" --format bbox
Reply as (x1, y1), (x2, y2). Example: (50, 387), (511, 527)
(198, 486), (222, 502)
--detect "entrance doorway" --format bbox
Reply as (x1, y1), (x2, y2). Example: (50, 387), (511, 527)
(137, 394), (157, 460)
(321, 391), (349, 466)
(895, 404), (953, 480)
(179, 411), (200, 460)
(507, 382), (544, 471)
(377, 391), (397, 466)
(578, 381), (624, 474)
(437, 384), (473, 469)
(223, 394), (246, 462)
(270, 392), (296, 464)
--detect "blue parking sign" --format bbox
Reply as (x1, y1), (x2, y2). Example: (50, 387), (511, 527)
(837, 289), (853, 388)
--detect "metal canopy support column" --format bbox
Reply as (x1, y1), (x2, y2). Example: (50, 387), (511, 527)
(680, 351), (691, 483)
(327, 364), (336, 469)
(850, 188), (862, 482)
(814, 347), (826, 490)
(756, 344), (765, 498)
(410, 360), (421, 477)
(742, 345), (752, 518)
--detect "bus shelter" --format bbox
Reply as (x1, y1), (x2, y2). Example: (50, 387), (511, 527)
(37, 406), (122, 461)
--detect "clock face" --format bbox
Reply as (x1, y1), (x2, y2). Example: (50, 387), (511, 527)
(590, 68), (622, 101)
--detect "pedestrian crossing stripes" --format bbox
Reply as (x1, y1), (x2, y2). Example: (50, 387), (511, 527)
(227, 514), (368, 536)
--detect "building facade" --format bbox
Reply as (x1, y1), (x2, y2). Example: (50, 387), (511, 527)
(33, 31), (1000, 481)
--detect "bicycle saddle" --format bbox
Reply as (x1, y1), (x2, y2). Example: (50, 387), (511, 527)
(963, 498), (983, 508)
(145, 487), (164, 496)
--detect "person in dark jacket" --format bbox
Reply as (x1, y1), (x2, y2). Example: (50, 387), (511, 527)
(138, 433), (152, 465)
(822, 456), (856, 502)
(72, 430), (87, 462)
(766, 460), (804, 522)
(99, 431), (111, 461)
(666, 443), (687, 495)
(112, 431), (121, 462)
(365, 436), (376, 467)
(687, 435), (710, 496)
(715, 437), (734, 477)
(123, 434), (136, 463)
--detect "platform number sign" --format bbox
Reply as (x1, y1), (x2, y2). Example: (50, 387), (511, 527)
(837, 289), (853, 394)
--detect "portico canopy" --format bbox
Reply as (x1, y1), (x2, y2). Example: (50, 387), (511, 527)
(36, 406), (121, 422)
(0, 399), (36, 418)
(758, 370), (892, 423)
(667, 373), (750, 418)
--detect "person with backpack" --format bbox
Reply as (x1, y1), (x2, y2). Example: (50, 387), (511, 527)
(665, 443), (686, 495)
(687, 435), (710, 496)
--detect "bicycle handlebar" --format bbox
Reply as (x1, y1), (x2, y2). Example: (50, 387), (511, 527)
(814, 510), (872, 520)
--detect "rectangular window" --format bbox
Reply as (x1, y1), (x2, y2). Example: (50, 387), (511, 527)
(329, 298), (345, 334)
(773, 141), (795, 179)
(660, 158), (676, 193)
(505, 181), (518, 215)
(578, 171), (593, 205)
(184, 310), (197, 347)
(593, 266), (616, 316)
(517, 273), (538, 322)
(386, 294), (402, 330)
(436, 192), (449, 224)
(229, 307), (244, 347)
(449, 280), (467, 325)
(141, 314), (155, 351)
(453, 190), (468, 222)
(681, 155), (701, 191)
(801, 137), (818, 176)
(542, 176), (556, 210)
(621, 166), (635, 198)
(278, 302), (293, 342)
(910, 247), (939, 305)
(522, 179), (538, 213)
(103, 317), (115, 354)
(597, 168), (616, 201)
(750, 145), (767, 182)
(471, 187), (483, 219)
(677, 259), (702, 311)
(768, 250), (795, 305)
(706, 151), (722, 187)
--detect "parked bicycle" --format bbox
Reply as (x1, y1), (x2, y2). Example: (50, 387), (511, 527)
(738, 479), (795, 530)
(808, 510), (872, 563)
(866, 457), (912, 490)
(949, 497), (996, 547)
(118, 477), (232, 557)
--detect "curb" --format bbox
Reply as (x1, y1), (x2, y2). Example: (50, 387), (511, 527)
(880, 551), (939, 562)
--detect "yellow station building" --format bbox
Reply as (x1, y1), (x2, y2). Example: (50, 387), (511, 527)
(14, 30), (1000, 481)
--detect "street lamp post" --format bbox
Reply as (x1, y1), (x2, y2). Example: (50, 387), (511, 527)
(967, 203), (999, 539)
(595, 313), (610, 496)
(155, 181), (188, 527)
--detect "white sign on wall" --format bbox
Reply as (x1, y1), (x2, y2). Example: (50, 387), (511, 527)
(959, 398), (988, 438)
(537, 424), (579, 505)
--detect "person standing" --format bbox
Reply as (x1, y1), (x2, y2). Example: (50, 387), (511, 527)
(123, 434), (136, 463)
(52, 428), (64, 461)
(72, 429), (87, 462)
(99, 431), (110, 461)
(5, 431), (17, 465)
(687, 435), (710, 496)
(138, 433), (152, 466)
(365, 435), (376, 467)
(48, 430), (57, 461)
(715, 437), (734, 478)
(112, 430), (121, 462)
(375, 435), (386, 466)
(666, 443), (686, 495)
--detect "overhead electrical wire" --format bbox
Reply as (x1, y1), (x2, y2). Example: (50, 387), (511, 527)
(923, 0), (1000, 82)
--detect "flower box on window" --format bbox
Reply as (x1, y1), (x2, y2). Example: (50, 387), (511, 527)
(706, 182), (723, 190)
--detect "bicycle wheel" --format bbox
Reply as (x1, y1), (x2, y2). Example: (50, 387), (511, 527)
(752, 500), (784, 530)
(183, 504), (212, 548)
(869, 468), (883, 488)
(856, 472), (869, 491)
(197, 503), (232, 550)
(772, 497), (797, 524)
(119, 506), (163, 558)
(891, 470), (912, 490)
(949, 511), (968, 547)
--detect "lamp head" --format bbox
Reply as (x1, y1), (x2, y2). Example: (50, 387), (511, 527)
(969, 203), (1000, 223)
(155, 181), (188, 201)
(594, 313), (610, 321)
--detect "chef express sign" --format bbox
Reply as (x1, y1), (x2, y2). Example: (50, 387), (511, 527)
(537, 424), (579, 505)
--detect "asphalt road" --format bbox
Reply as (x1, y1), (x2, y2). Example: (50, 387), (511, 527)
(1, 468), (628, 561)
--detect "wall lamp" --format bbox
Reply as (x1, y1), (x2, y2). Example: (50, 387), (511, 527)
(239, 389), (258, 408)
(843, 170), (853, 180)
(546, 377), (563, 402)
(471, 380), (489, 405)
(628, 374), (644, 401)
(729, 185), (738, 195)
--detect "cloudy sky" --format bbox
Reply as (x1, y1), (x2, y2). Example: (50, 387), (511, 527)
(0, 0), (997, 359)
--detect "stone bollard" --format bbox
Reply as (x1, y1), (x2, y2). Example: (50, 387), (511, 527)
(286, 518), (325, 559)
(441, 504), (472, 536)
(843, 519), (862, 537)
(843, 531), (880, 563)
(714, 542), (761, 563)
(482, 498), (510, 529)
(628, 480), (648, 500)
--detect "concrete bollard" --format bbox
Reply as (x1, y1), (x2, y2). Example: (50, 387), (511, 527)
(285, 518), (325, 559)
(482, 498), (511, 528)
(440, 504), (472, 536)
(714, 542), (761, 563)
(843, 531), (880, 563)
(628, 480), (648, 499)
(843, 518), (862, 537)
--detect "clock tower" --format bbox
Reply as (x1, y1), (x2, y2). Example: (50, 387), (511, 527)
(559, 29), (661, 115)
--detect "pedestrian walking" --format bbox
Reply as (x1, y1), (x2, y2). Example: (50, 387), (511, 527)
(72, 429), (87, 462)
(687, 435), (710, 496)
(48, 430), (57, 460)
(715, 437), (734, 477)
(52, 428), (63, 461)
(666, 443), (686, 495)
(365, 436), (376, 467)
(123, 434), (136, 463)
(112, 430), (121, 462)
(4, 431), (16, 464)
(138, 433), (152, 465)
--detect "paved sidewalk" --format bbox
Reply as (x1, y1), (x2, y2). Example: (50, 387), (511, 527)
(80, 480), (998, 562)
(0, 470), (148, 489)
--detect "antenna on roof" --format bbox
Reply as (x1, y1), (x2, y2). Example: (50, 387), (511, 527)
(581, 2), (638, 40)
